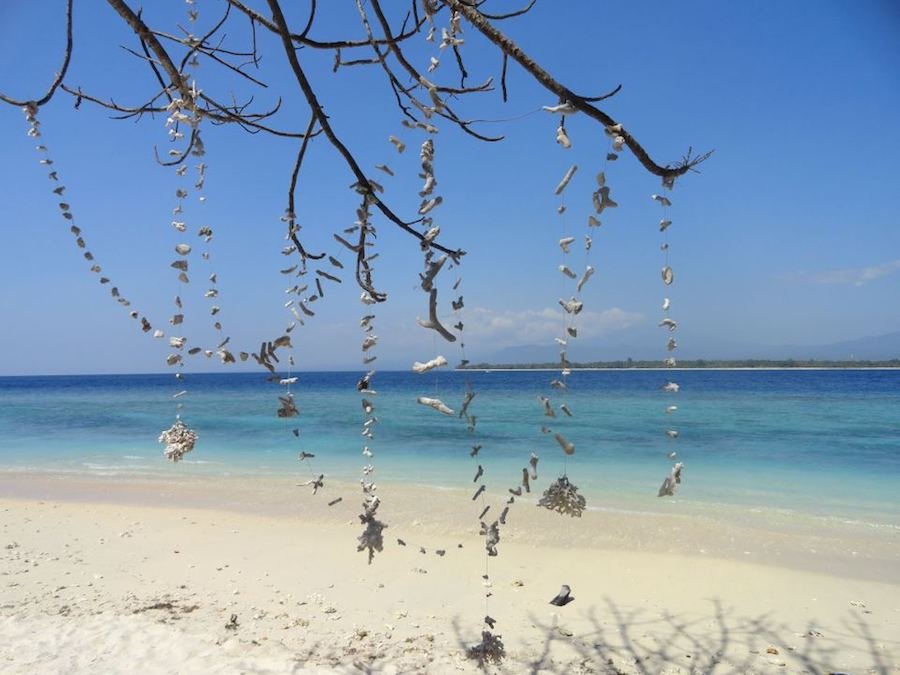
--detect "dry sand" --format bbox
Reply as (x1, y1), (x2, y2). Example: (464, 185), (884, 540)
(1, 472), (898, 674)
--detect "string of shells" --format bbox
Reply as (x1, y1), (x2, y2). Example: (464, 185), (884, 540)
(355, 196), (386, 563)
(653, 182), (685, 497)
(20, 104), (154, 339)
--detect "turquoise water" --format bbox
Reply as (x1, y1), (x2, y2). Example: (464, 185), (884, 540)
(0, 370), (898, 527)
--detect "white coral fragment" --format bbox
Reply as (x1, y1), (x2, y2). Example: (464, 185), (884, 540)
(158, 418), (197, 462)
(554, 165), (578, 195)
(417, 396), (454, 416)
(412, 355), (448, 373)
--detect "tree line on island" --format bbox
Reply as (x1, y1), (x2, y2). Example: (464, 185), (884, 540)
(461, 358), (900, 370)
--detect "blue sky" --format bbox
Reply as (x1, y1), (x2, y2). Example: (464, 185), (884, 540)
(1, 1), (899, 374)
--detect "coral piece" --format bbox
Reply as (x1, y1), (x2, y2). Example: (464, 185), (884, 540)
(412, 355), (448, 373)
(277, 394), (299, 417)
(529, 452), (539, 480)
(554, 165), (578, 195)
(577, 266), (594, 293)
(540, 395), (556, 418)
(158, 418), (197, 462)
(554, 433), (575, 456)
(467, 630), (505, 665)
(417, 396), (454, 416)
(538, 476), (586, 517)
(558, 297), (583, 315)
(658, 462), (684, 497)
(356, 513), (387, 564)
(555, 124), (572, 149)
(479, 519), (500, 557)
(549, 584), (575, 606)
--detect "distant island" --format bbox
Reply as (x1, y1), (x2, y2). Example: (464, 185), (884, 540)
(461, 358), (900, 370)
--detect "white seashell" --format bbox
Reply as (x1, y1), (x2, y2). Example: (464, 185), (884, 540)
(388, 135), (405, 153)
(558, 236), (575, 254)
(559, 297), (583, 315)
(662, 382), (679, 393)
(558, 265), (576, 279)
(661, 266), (674, 285)
(660, 219), (672, 232)
(659, 318), (677, 331)
(175, 243), (191, 255)
(555, 125), (572, 149)
(652, 194), (672, 207)
(662, 297), (671, 311)
(577, 266), (594, 293)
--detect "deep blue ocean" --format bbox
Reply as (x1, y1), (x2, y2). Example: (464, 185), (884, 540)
(1, 369), (898, 527)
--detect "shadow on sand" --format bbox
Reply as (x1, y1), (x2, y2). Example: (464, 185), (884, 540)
(449, 596), (896, 674)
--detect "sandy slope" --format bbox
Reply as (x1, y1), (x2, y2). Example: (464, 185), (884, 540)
(1, 476), (898, 673)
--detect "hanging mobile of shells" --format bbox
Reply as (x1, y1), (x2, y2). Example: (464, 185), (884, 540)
(355, 195), (386, 564)
(20, 103), (154, 335)
(653, 183), (685, 497)
(535, 112), (618, 517)
(158, 56), (209, 461)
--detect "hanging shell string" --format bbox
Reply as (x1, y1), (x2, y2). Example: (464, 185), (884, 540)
(18, 104), (193, 462)
(20, 105), (155, 337)
(355, 195), (387, 563)
(535, 106), (613, 519)
(158, 46), (211, 461)
(654, 179), (684, 497)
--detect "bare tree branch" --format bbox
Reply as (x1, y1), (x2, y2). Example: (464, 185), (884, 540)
(0, 0), (74, 107)
(444, 0), (711, 177)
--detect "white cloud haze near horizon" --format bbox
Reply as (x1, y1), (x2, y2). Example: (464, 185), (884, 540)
(810, 259), (900, 287)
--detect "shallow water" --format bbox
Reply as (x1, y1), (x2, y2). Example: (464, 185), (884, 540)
(1, 369), (898, 531)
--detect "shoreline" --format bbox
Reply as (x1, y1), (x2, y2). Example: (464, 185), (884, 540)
(2, 470), (897, 585)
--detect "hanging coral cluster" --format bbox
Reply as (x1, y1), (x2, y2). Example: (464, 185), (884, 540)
(653, 184), (685, 497)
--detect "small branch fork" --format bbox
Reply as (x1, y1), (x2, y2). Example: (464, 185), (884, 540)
(2, 0), (711, 297)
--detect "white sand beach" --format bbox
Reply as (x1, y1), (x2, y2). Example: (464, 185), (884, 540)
(1, 473), (898, 674)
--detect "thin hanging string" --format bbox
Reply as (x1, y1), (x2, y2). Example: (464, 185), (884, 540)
(556, 168), (571, 478)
